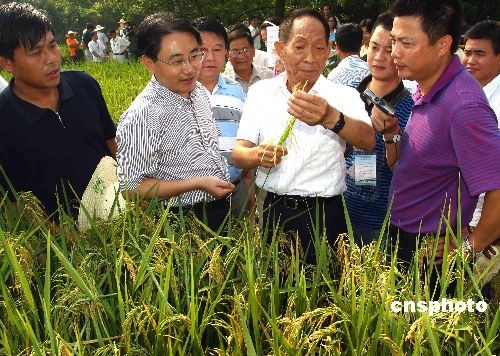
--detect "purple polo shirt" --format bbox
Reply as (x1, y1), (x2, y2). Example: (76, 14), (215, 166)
(389, 56), (500, 234)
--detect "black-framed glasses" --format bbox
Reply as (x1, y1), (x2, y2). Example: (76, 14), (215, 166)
(157, 51), (205, 67)
(228, 47), (252, 57)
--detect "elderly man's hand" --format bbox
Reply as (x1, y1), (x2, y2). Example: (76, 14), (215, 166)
(254, 141), (288, 168)
(287, 91), (337, 128)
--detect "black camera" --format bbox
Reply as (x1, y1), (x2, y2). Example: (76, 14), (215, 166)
(122, 25), (133, 36)
(362, 89), (396, 116)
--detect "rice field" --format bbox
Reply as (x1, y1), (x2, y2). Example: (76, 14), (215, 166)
(0, 60), (499, 355)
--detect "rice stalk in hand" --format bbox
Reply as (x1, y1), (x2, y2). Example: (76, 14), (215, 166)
(277, 81), (308, 145)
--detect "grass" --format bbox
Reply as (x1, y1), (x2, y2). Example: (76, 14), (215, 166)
(0, 58), (499, 355)
(0, 190), (498, 354)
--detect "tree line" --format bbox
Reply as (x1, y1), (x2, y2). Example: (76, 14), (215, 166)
(0, 0), (496, 43)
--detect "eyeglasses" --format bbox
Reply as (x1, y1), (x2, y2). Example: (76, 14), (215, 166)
(157, 51), (205, 67)
(228, 47), (252, 57)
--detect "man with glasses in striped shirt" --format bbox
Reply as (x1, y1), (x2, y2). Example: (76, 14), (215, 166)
(116, 12), (234, 231)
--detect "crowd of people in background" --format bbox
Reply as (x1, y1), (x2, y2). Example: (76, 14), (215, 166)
(63, 19), (138, 63)
(0, 1), (499, 297)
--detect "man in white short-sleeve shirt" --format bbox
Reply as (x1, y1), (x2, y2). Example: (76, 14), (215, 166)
(232, 8), (375, 263)
(461, 20), (500, 230)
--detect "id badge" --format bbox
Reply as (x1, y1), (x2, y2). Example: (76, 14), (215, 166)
(354, 152), (376, 186)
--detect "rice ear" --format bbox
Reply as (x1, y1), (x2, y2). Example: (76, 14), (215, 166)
(277, 81), (308, 145)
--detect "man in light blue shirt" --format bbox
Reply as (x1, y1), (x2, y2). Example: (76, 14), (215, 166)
(193, 17), (251, 216)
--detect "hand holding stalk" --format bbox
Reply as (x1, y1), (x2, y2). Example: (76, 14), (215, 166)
(287, 86), (336, 129)
(278, 81), (308, 145)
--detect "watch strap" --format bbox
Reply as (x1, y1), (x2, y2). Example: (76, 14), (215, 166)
(331, 112), (345, 134)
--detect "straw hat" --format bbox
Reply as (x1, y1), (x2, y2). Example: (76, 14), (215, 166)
(118, 18), (126, 24)
(474, 245), (500, 284)
(78, 156), (126, 232)
(94, 24), (105, 32)
(65, 30), (77, 37)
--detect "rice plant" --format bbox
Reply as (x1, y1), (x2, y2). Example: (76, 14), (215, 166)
(1, 61), (498, 355)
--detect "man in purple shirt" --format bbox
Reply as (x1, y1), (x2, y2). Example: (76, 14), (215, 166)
(371, 0), (500, 267)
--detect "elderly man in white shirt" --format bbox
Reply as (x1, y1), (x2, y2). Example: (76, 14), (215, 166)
(232, 8), (375, 263)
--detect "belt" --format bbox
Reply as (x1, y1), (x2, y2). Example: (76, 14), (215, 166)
(113, 52), (127, 55)
(169, 195), (229, 211)
(267, 192), (340, 210)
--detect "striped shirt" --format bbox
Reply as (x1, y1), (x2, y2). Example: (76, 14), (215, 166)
(345, 77), (414, 229)
(327, 55), (370, 89)
(116, 76), (230, 206)
(389, 56), (500, 234)
(205, 74), (246, 182)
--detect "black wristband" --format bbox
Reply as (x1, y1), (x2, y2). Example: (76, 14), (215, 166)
(330, 112), (345, 134)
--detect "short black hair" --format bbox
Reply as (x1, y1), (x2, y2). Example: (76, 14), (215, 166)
(279, 8), (330, 45)
(335, 23), (363, 53)
(249, 15), (259, 22)
(373, 12), (395, 32)
(359, 18), (374, 33)
(464, 20), (499, 55)
(228, 23), (251, 36)
(137, 12), (202, 61)
(192, 16), (229, 49)
(228, 29), (253, 48)
(85, 23), (94, 30)
(0, 2), (55, 60)
(390, 0), (462, 54)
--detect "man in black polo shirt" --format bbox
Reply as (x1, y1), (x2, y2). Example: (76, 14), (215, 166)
(0, 2), (116, 217)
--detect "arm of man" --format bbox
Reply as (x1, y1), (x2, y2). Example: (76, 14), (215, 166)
(469, 189), (500, 252)
(125, 176), (234, 201)
(106, 138), (117, 159)
(232, 139), (288, 169)
(370, 106), (401, 170)
(287, 91), (375, 151)
(436, 189), (500, 261)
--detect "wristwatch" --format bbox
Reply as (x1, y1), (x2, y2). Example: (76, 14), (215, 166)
(384, 131), (401, 144)
(330, 112), (345, 134)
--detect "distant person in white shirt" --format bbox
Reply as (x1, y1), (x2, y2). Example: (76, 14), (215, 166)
(95, 25), (108, 53)
(88, 31), (108, 62)
(462, 20), (500, 230)
(232, 8), (375, 263)
(248, 15), (261, 50)
(109, 29), (129, 62)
